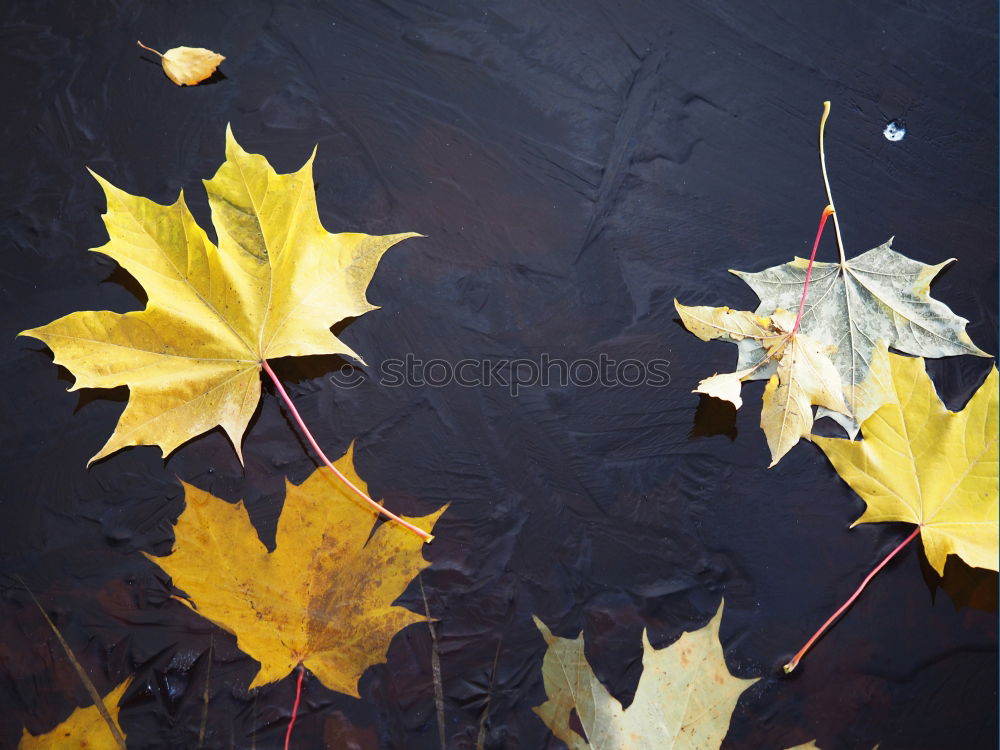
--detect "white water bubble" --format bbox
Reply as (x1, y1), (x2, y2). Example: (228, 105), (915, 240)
(883, 120), (906, 142)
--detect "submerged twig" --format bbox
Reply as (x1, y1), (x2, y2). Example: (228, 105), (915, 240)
(17, 576), (127, 749)
(198, 635), (213, 748)
(476, 637), (503, 750)
(419, 575), (447, 750)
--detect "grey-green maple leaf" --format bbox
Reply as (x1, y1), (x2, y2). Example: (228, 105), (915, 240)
(731, 240), (989, 436)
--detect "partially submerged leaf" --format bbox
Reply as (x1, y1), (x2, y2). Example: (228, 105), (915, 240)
(814, 354), (998, 575)
(138, 41), (225, 85)
(20, 128), (418, 463)
(675, 301), (850, 465)
(532, 601), (757, 749)
(19, 679), (130, 750)
(733, 240), (990, 436)
(146, 445), (445, 695)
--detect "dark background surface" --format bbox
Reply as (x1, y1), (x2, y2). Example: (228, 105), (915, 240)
(1, 1), (997, 748)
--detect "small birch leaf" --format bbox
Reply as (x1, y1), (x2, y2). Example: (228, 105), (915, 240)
(532, 601), (757, 749)
(138, 41), (225, 85)
(733, 240), (990, 437)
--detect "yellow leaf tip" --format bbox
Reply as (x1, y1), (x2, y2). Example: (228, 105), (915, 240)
(224, 123), (244, 154)
(531, 614), (554, 641)
(86, 167), (110, 186)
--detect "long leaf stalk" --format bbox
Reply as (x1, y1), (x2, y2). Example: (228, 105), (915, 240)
(283, 663), (305, 750)
(261, 359), (433, 543)
(791, 205), (835, 335)
(733, 203), (834, 381)
(818, 101), (847, 264)
(783, 526), (921, 673)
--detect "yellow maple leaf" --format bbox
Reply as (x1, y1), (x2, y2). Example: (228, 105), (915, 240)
(675, 301), (850, 466)
(146, 445), (445, 696)
(137, 41), (225, 85)
(19, 679), (130, 750)
(814, 353), (998, 575)
(532, 601), (757, 749)
(20, 128), (417, 464)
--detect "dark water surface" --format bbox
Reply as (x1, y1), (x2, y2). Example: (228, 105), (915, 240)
(1, 1), (996, 748)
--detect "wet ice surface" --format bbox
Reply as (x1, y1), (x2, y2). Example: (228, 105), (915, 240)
(0, 1), (997, 749)
(884, 120), (907, 141)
